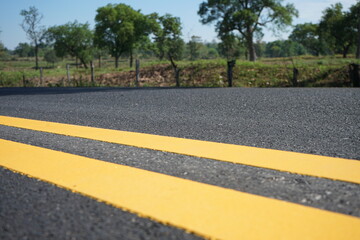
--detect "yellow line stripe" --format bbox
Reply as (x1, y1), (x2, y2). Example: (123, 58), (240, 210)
(0, 115), (360, 184)
(1, 139), (359, 240)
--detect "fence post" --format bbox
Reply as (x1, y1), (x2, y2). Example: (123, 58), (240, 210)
(66, 64), (70, 87)
(227, 60), (236, 87)
(90, 61), (95, 86)
(292, 68), (299, 87)
(23, 73), (26, 88)
(135, 59), (140, 87)
(349, 64), (360, 87)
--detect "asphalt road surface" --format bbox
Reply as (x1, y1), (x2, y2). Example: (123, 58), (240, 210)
(1, 87), (359, 239)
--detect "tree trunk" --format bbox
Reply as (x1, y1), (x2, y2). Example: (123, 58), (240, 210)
(115, 56), (119, 68)
(39, 67), (43, 86)
(246, 33), (257, 62)
(343, 44), (351, 58)
(79, 58), (88, 69)
(130, 49), (133, 68)
(169, 53), (180, 87)
(35, 44), (39, 70)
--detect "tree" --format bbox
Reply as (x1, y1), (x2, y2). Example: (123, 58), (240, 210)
(188, 36), (202, 60)
(205, 41), (220, 59)
(319, 3), (356, 58)
(254, 40), (267, 58)
(198, 0), (298, 61)
(0, 31), (6, 59)
(152, 14), (184, 61)
(20, 6), (46, 69)
(0, 41), (8, 60)
(289, 23), (323, 56)
(47, 21), (94, 68)
(14, 42), (35, 57)
(44, 49), (60, 67)
(265, 40), (306, 58)
(218, 34), (244, 60)
(93, 47), (108, 68)
(95, 4), (153, 68)
(349, 1), (360, 59)
(152, 14), (184, 86)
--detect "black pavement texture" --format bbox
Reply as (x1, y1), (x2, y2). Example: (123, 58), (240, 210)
(1, 87), (359, 159)
(1, 87), (359, 239)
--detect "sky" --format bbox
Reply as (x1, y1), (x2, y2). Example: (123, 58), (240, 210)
(0, 0), (357, 50)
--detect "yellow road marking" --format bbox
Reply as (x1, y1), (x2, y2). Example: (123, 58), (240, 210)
(1, 139), (359, 240)
(0, 115), (360, 184)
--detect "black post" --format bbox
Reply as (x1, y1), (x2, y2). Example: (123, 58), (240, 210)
(292, 68), (299, 87)
(135, 59), (140, 87)
(23, 73), (26, 88)
(90, 61), (95, 86)
(227, 60), (236, 87)
(349, 64), (360, 87)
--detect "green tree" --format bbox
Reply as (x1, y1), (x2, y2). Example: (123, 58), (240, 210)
(218, 34), (244, 60)
(152, 14), (184, 61)
(205, 41), (220, 59)
(20, 6), (46, 69)
(289, 23), (324, 56)
(14, 42), (35, 57)
(152, 14), (184, 86)
(349, 1), (360, 59)
(265, 40), (305, 58)
(94, 4), (153, 68)
(0, 31), (6, 59)
(44, 49), (60, 67)
(93, 47), (108, 68)
(188, 36), (202, 60)
(254, 41), (266, 58)
(47, 21), (94, 68)
(319, 3), (356, 58)
(198, 0), (298, 61)
(0, 41), (8, 60)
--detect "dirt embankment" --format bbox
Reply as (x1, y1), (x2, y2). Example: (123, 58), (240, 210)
(12, 62), (353, 88)
(96, 63), (227, 87)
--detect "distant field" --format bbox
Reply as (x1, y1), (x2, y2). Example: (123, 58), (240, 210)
(0, 56), (359, 87)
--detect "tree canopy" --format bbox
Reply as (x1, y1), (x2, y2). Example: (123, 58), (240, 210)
(198, 0), (298, 61)
(94, 3), (153, 68)
(289, 23), (324, 56)
(188, 36), (202, 61)
(152, 14), (184, 61)
(14, 42), (35, 57)
(319, 3), (356, 58)
(348, 1), (360, 59)
(218, 33), (244, 60)
(47, 21), (94, 68)
(20, 6), (46, 69)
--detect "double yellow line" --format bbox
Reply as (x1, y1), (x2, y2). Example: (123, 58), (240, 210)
(1, 115), (360, 239)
